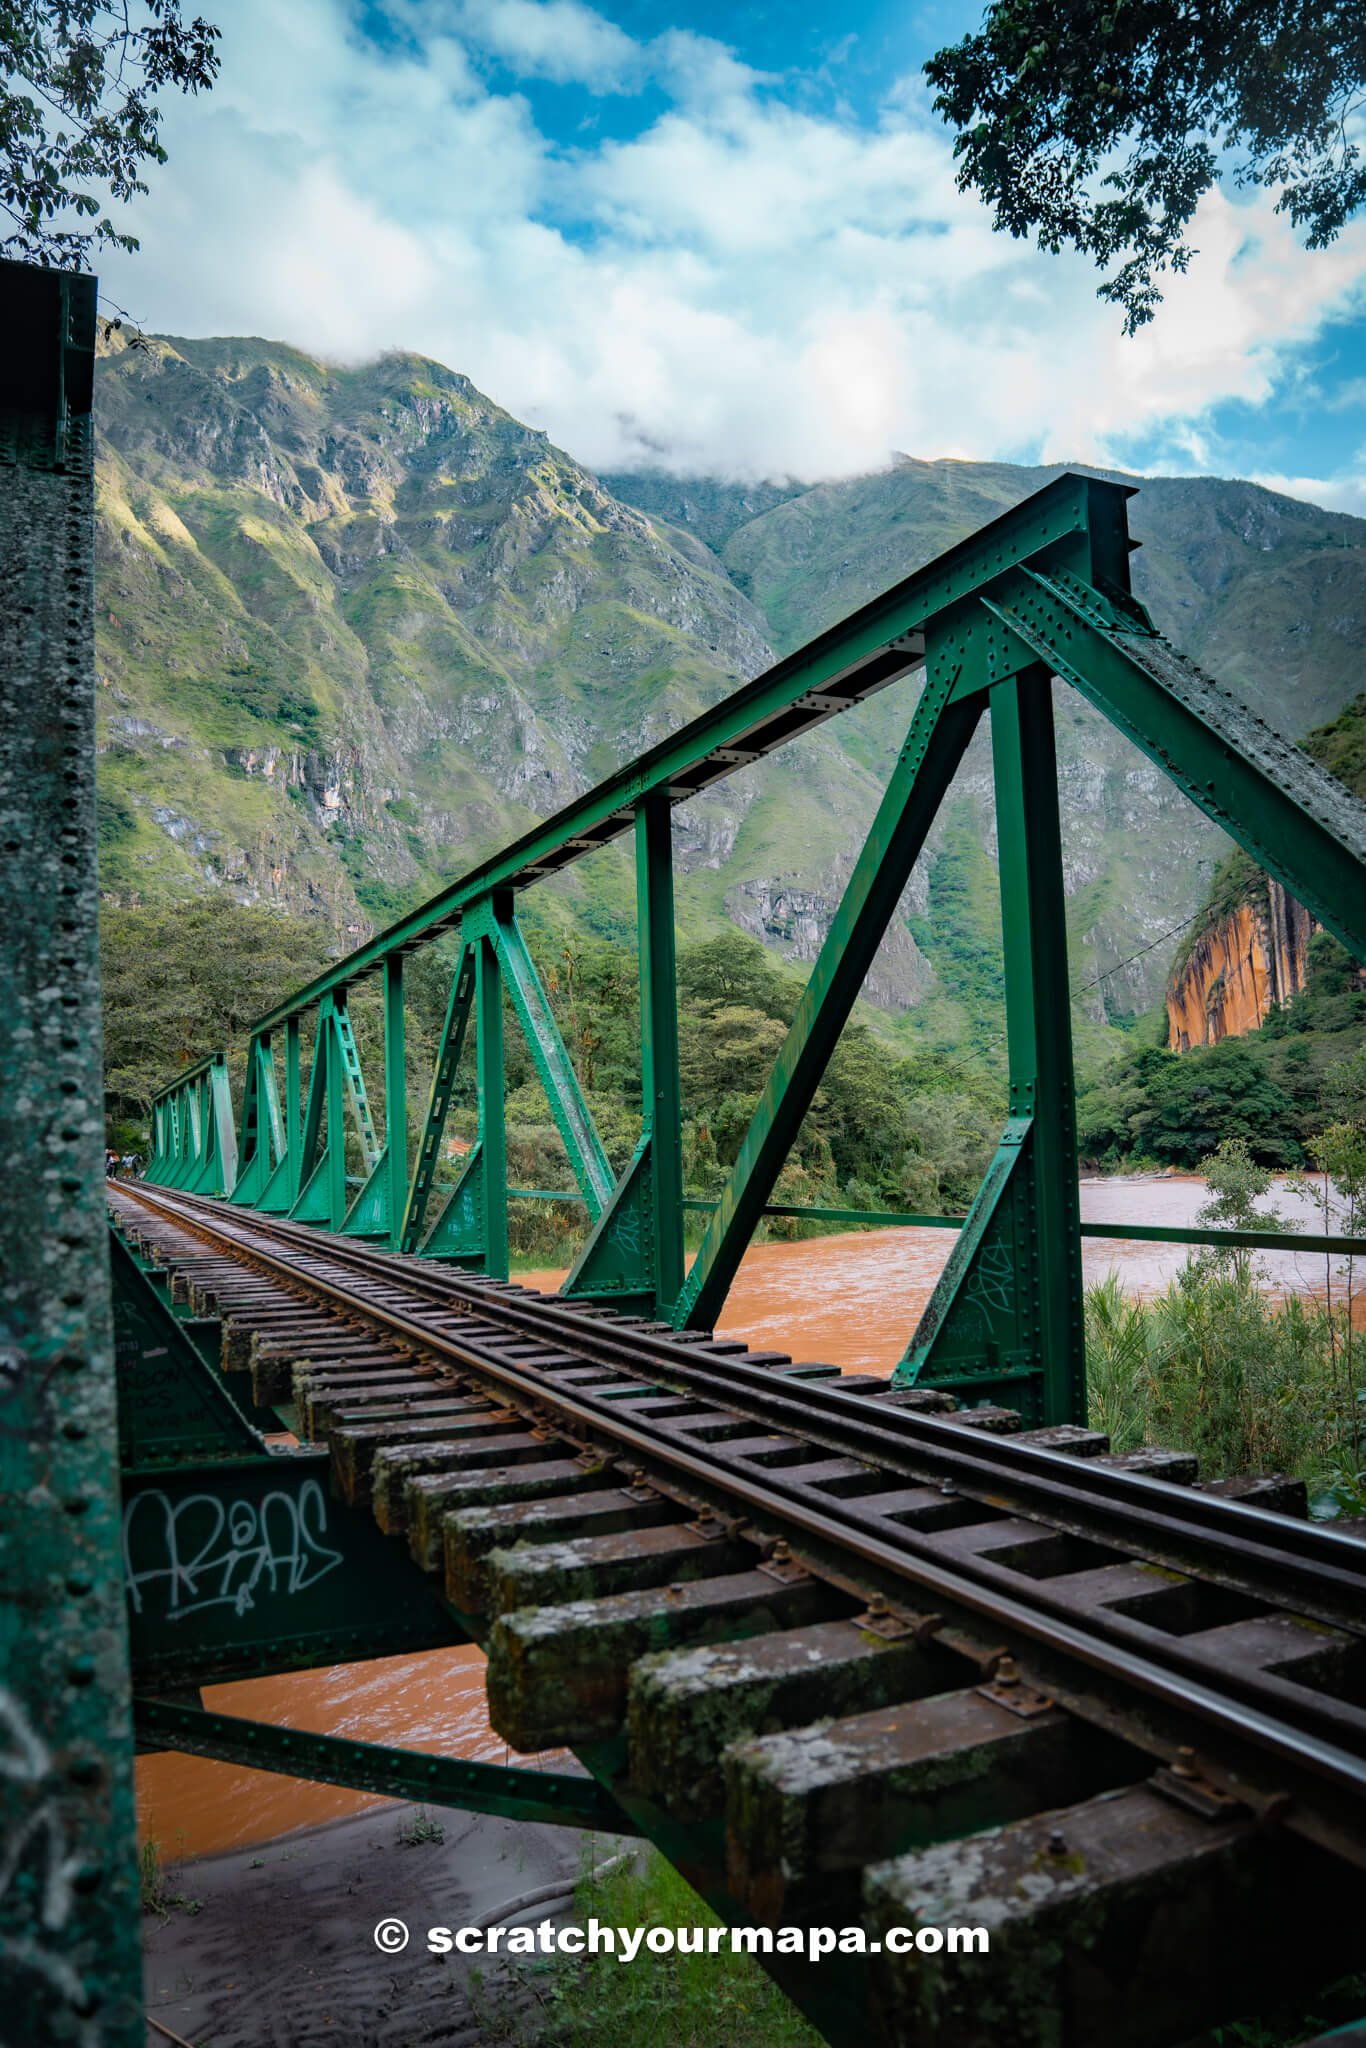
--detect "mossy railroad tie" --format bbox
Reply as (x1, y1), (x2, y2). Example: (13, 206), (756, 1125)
(863, 1784), (1366, 2048)
(444, 1487), (685, 1610)
(489, 1522), (750, 1612)
(487, 1570), (844, 1750)
(725, 1688), (1133, 1926)
(294, 1365), (442, 1437)
(627, 1619), (968, 1824)
(306, 1379), (456, 1428)
(222, 1308), (332, 1373)
(251, 1333), (400, 1404)
(397, 1456), (612, 1569)
(329, 1410), (534, 1504)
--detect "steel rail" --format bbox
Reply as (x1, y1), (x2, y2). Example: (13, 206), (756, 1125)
(122, 1184), (1366, 1630)
(116, 1184), (1366, 1826)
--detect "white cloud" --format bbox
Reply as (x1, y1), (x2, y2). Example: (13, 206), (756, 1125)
(96, 0), (1366, 486)
(456, 0), (642, 89)
(1250, 469), (1366, 518)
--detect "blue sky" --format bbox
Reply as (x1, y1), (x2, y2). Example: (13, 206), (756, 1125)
(100, 0), (1366, 509)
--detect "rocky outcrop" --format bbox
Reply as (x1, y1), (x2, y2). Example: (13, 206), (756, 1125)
(725, 873), (934, 1011)
(1166, 878), (1315, 1049)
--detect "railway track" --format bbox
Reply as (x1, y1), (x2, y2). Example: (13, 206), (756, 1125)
(110, 1180), (1366, 2047)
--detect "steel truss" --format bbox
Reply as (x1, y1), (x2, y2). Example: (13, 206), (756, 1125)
(146, 471), (1366, 1425)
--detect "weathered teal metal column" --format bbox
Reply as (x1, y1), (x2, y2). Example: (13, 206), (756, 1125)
(0, 259), (142, 2043)
(476, 913), (509, 1280)
(638, 792), (684, 1309)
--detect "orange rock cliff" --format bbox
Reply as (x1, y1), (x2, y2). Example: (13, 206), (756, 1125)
(1166, 878), (1316, 1050)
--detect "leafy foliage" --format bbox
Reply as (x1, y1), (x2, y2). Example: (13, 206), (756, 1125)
(926, 1), (1366, 328)
(102, 898), (332, 1118)
(1086, 1264), (1352, 1485)
(1077, 1036), (1305, 1167)
(1, 1), (219, 266)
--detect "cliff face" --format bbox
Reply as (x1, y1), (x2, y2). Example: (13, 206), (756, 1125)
(1166, 880), (1316, 1049)
(1164, 693), (1366, 1050)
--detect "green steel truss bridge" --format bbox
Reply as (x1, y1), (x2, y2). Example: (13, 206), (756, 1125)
(6, 260), (1366, 2048)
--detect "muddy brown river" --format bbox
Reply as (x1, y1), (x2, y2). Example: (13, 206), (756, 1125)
(139, 1174), (1352, 1856)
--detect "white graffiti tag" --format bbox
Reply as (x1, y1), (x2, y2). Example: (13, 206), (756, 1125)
(122, 1479), (344, 1622)
(0, 1691), (103, 2046)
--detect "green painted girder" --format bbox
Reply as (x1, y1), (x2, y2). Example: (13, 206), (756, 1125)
(160, 473), (1132, 1072)
(475, 927), (509, 1280)
(421, 1141), (489, 1268)
(478, 895), (615, 1216)
(340, 1142), (395, 1240)
(131, 1698), (637, 1835)
(402, 942), (476, 1253)
(671, 651), (987, 1333)
(341, 964), (405, 1242)
(982, 566), (1366, 959)
(147, 1055), (237, 1196)
(563, 794), (685, 1312)
(511, 1188), (1366, 1256)
(899, 662), (1086, 1425)
(334, 996), (380, 1173)
(289, 993), (382, 1234)
(562, 1131), (657, 1313)
(230, 1035), (285, 1206)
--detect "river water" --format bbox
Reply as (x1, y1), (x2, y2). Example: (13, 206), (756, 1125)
(138, 1173), (1353, 1857)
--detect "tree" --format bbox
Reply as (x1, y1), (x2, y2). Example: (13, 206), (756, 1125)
(1193, 1134), (1290, 1284)
(2, 1), (219, 268)
(102, 899), (331, 1122)
(926, 1), (1366, 329)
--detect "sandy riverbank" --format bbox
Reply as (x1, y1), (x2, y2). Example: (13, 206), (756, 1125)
(141, 1798), (633, 2047)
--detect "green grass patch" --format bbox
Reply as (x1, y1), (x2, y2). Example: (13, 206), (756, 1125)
(473, 1846), (822, 2048)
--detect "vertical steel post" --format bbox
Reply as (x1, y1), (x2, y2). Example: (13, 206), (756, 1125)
(326, 996), (348, 1231)
(637, 792), (684, 1310)
(476, 918), (509, 1280)
(384, 953), (408, 1249)
(285, 1013), (302, 1202)
(992, 669), (1087, 1423)
(0, 258), (142, 2043)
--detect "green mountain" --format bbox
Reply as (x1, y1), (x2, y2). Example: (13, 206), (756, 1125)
(93, 335), (1366, 1053)
(94, 334), (770, 935)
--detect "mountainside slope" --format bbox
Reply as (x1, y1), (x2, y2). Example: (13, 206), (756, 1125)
(95, 336), (771, 931)
(94, 339), (1366, 1044)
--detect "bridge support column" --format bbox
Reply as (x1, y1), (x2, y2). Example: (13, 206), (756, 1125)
(476, 911), (509, 1281)
(560, 792), (685, 1317)
(0, 259), (142, 2044)
(384, 954), (408, 1249)
(638, 792), (685, 1311)
(898, 663), (1086, 1425)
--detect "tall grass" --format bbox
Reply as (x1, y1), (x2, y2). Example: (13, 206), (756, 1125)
(1085, 1266), (1362, 1509)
